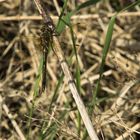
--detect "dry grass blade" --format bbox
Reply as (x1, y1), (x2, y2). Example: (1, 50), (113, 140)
(33, 0), (99, 139)
(1, 11), (140, 22)
(0, 95), (26, 140)
(53, 37), (99, 140)
(1, 0), (140, 139)
(115, 122), (140, 140)
(111, 80), (139, 110)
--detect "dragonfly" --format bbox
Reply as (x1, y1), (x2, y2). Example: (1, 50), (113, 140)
(18, 0), (57, 94)
(39, 15), (56, 93)
(37, 1), (57, 94)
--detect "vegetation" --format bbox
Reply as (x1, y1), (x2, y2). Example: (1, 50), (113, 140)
(0, 0), (140, 139)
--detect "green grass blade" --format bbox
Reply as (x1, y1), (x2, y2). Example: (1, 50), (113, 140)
(56, 0), (101, 34)
(34, 56), (44, 97)
(56, 11), (73, 34)
(75, 0), (101, 12)
(83, 1), (140, 139)
(92, 0), (140, 107)
(120, 0), (140, 12)
(56, 0), (69, 34)
(69, 25), (82, 135)
(48, 73), (64, 112)
(27, 55), (43, 139)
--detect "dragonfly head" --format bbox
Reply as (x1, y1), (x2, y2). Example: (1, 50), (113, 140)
(47, 22), (55, 32)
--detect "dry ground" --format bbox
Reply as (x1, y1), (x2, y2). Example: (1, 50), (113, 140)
(0, 0), (140, 140)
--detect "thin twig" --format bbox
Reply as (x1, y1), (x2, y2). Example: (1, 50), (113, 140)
(1, 11), (140, 21)
(33, 0), (99, 140)
(115, 122), (140, 140)
(0, 95), (26, 140)
(111, 80), (138, 110)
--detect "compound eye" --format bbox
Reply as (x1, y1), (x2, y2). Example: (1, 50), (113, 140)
(48, 22), (53, 29)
